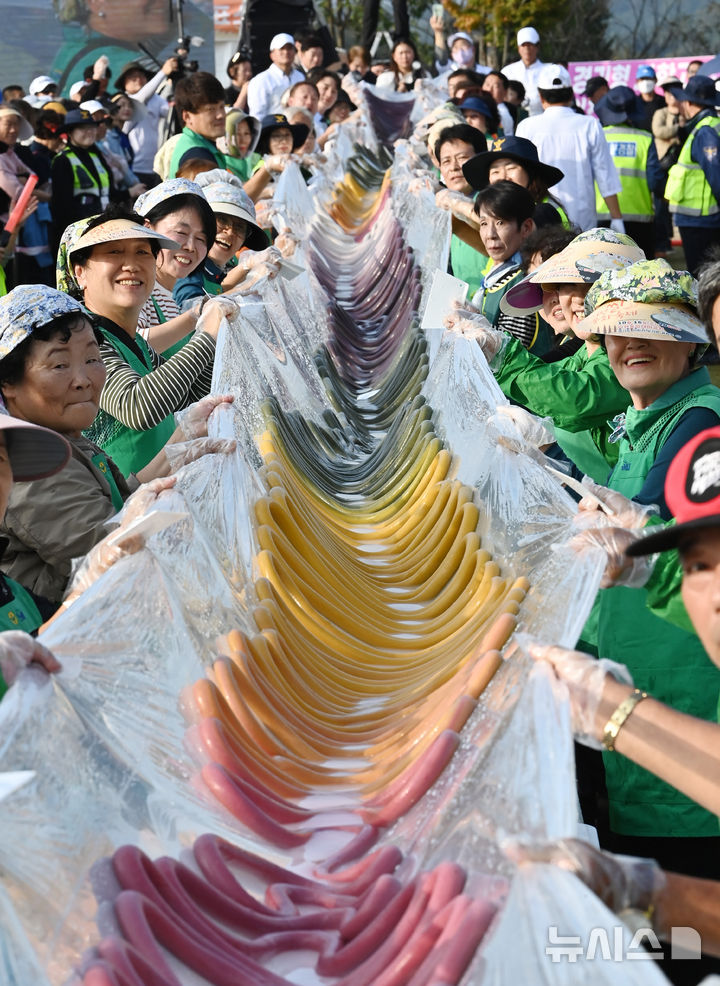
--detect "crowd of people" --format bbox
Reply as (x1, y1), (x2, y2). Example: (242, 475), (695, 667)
(2, 15), (720, 984)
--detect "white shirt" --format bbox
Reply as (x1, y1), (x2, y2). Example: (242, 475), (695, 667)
(123, 70), (169, 174)
(247, 63), (305, 119)
(516, 106), (622, 231)
(497, 102), (515, 136)
(502, 58), (545, 116)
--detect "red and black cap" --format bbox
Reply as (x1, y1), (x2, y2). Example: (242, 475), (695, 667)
(626, 426), (720, 556)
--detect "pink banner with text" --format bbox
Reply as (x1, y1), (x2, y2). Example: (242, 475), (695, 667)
(569, 56), (712, 113)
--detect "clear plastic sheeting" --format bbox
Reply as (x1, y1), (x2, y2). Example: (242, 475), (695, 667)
(0, 134), (669, 986)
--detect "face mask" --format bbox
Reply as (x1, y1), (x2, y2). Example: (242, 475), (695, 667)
(637, 80), (656, 94)
(453, 45), (475, 68)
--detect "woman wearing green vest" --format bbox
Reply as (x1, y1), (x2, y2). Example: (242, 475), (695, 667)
(222, 109), (262, 184)
(0, 284), (233, 602)
(472, 181), (553, 355)
(462, 134), (572, 230)
(576, 260), (720, 879)
(63, 206), (233, 478)
(470, 228), (644, 481)
(174, 170), (275, 310)
(133, 177), (218, 357)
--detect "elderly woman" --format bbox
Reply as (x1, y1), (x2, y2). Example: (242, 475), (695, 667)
(463, 134), (571, 228)
(451, 229), (644, 480)
(59, 204), (232, 477)
(0, 285), (231, 602)
(133, 177), (218, 356)
(0, 106), (41, 226)
(573, 260), (720, 879)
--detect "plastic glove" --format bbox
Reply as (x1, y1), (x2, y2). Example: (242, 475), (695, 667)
(408, 174), (437, 195)
(442, 297), (482, 330)
(523, 640), (633, 747)
(164, 437), (236, 473)
(577, 476), (658, 528)
(435, 188), (469, 214)
(195, 295), (239, 340)
(610, 218), (626, 234)
(233, 260), (280, 294)
(493, 405), (555, 453)
(570, 525), (652, 588)
(503, 837), (665, 918)
(444, 317), (505, 361)
(0, 631), (61, 687)
(274, 232), (299, 258)
(66, 477), (176, 598)
(175, 394), (235, 440)
(254, 200), (278, 229)
(262, 153), (290, 175)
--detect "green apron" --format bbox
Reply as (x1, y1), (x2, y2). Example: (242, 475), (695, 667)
(86, 327), (175, 477)
(585, 369), (720, 836)
(90, 451), (125, 512)
(0, 576), (43, 635)
(150, 295), (193, 360)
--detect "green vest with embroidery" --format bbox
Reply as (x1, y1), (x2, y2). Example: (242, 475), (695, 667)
(666, 115), (720, 218)
(587, 369), (720, 837)
(478, 260), (553, 356)
(86, 327), (176, 477)
(60, 147), (111, 208)
(169, 128), (226, 178)
(595, 125), (653, 221)
(0, 575), (43, 637)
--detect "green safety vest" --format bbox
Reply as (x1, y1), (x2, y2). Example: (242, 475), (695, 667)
(584, 369), (720, 837)
(0, 575), (44, 700)
(169, 128), (226, 179)
(60, 147), (111, 209)
(666, 115), (720, 218)
(541, 197), (571, 229)
(595, 125), (653, 222)
(85, 327), (176, 477)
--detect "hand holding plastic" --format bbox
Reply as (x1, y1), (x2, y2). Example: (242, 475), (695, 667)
(525, 641), (633, 748)
(0, 631), (61, 686)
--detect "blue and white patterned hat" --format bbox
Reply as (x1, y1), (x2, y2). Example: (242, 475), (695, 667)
(0, 285), (86, 361)
(194, 169), (267, 250)
(134, 177), (208, 217)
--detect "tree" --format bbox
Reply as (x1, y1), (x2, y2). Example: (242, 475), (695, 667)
(541, 0), (612, 63)
(607, 0), (720, 57)
(442, 0), (569, 66)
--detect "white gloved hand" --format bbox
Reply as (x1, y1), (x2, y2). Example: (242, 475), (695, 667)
(435, 188), (469, 214)
(443, 316), (505, 361)
(503, 837), (665, 918)
(493, 405), (555, 452)
(274, 232), (299, 258)
(523, 639), (633, 747)
(577, 476), (658, 528)
(175, 394), (235, 440)
(570, 523), (652, 588)
(0, 631), (61, 687)
(263, 153), (290, 175)
(164, 437), (236, 472)
(610, 218), (626, 234)
(66, 477), (178, 599)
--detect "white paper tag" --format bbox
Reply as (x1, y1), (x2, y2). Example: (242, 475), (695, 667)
(106, 510), (188, 547)
(421, 269), (469, 330)
(0, 770), (35, 803)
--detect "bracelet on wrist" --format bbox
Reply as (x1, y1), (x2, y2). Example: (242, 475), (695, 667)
(602, 688), (648, 751)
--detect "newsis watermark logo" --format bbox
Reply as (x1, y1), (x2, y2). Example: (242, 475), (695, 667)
(546, 925), (702, 962)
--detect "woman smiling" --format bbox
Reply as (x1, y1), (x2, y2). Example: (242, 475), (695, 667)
(62, 205), (233, 477)
(578, 259), (720, 875)
(134, 178), (217, 356)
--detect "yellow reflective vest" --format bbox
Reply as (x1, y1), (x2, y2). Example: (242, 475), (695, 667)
(666, 115), (720, 219)
(595, 125), (653, 222)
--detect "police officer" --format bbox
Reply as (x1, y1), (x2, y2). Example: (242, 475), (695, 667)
(595, 85), (662, 259)
(666, 75), (720, 275)
(50, 108), (116, 254)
